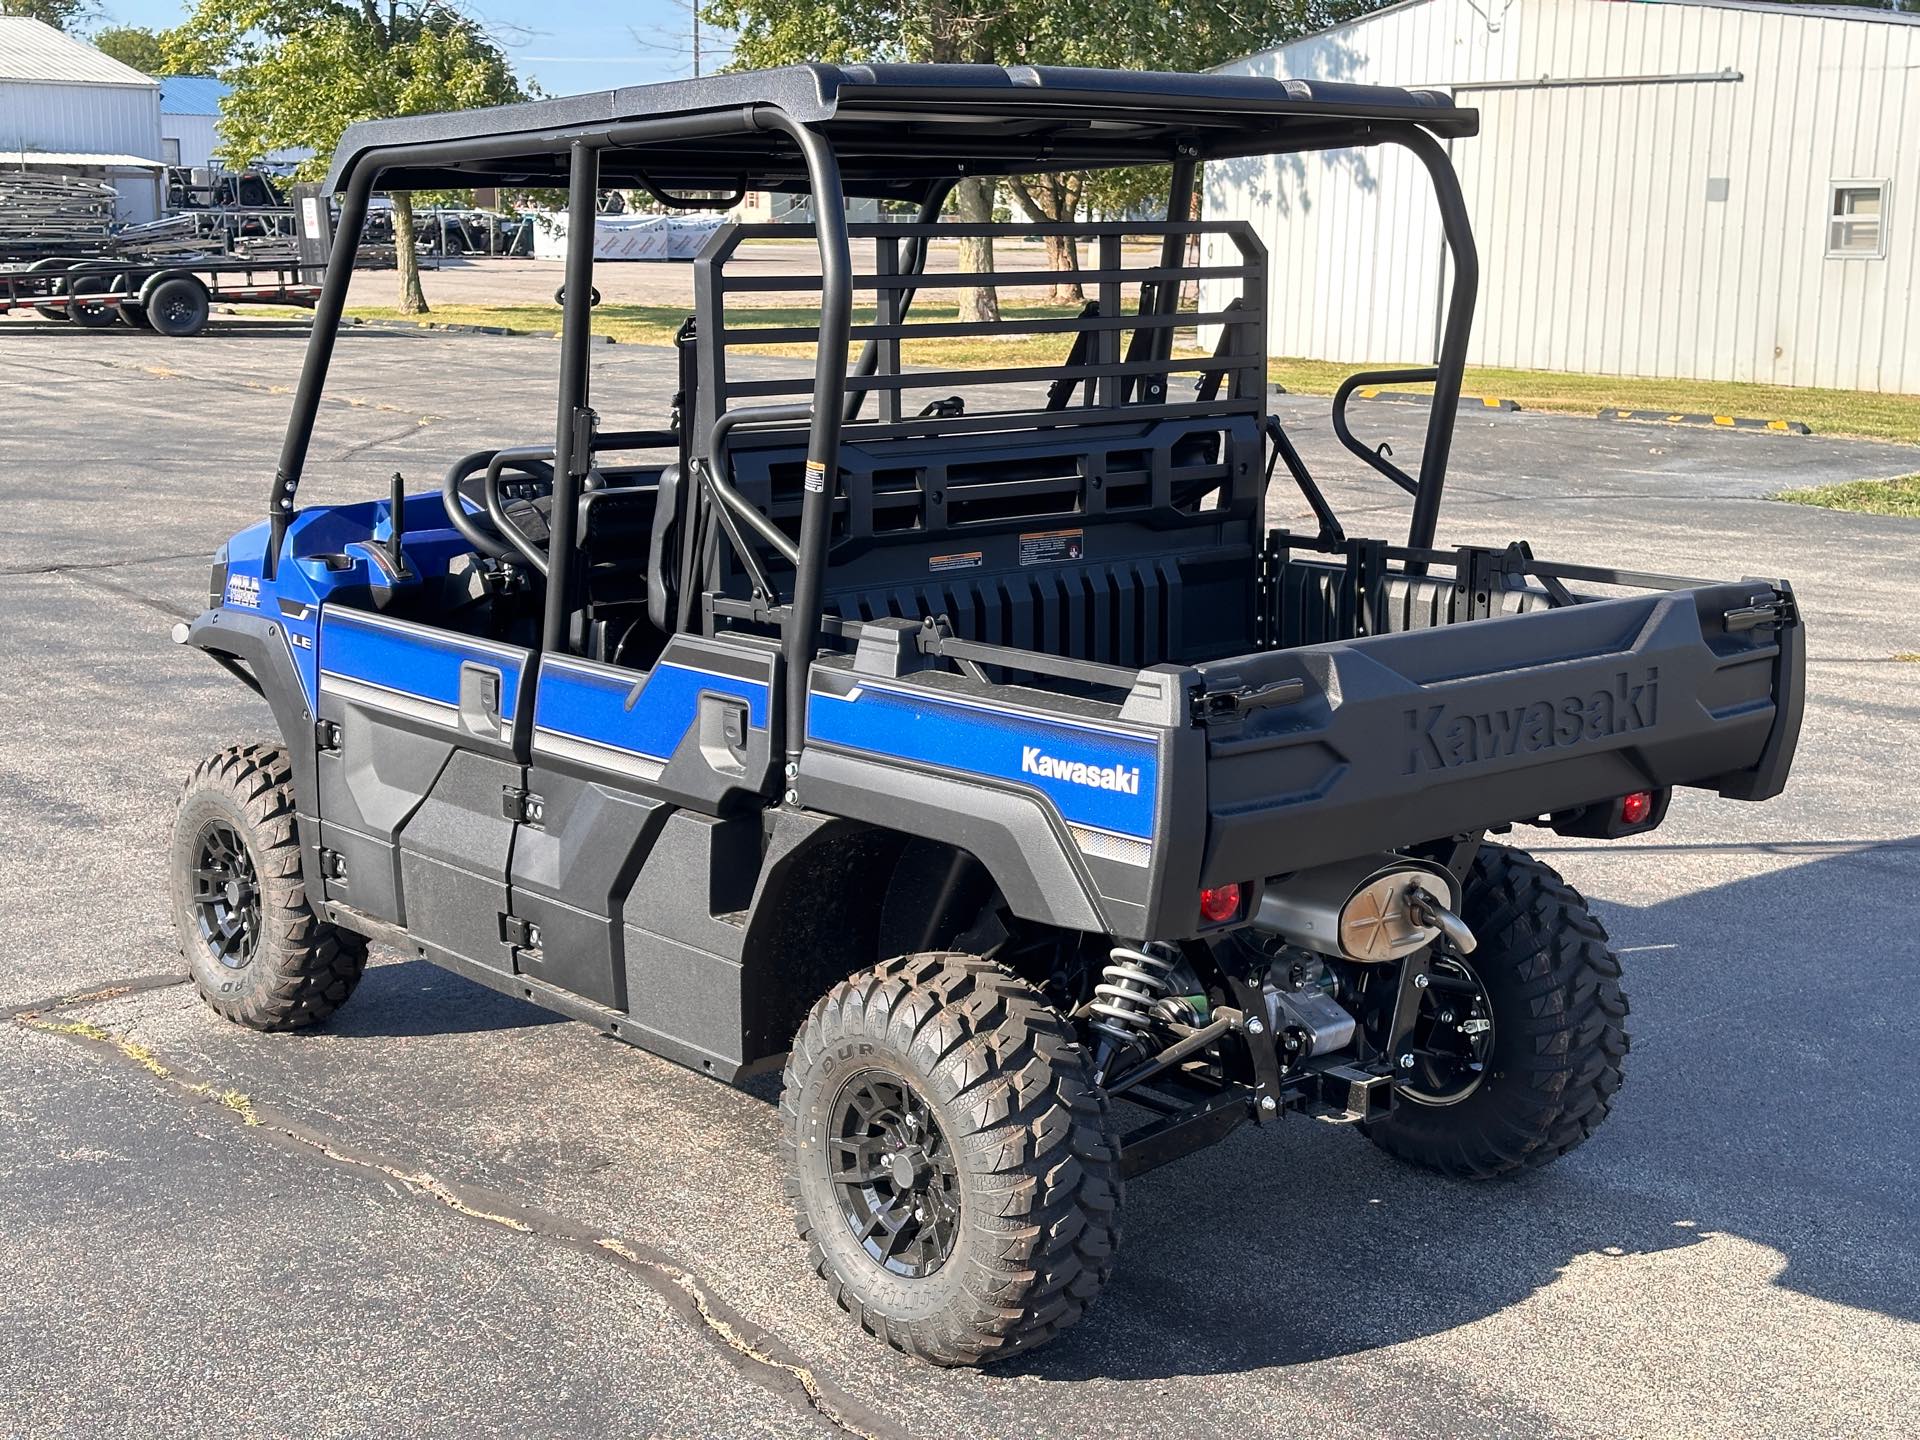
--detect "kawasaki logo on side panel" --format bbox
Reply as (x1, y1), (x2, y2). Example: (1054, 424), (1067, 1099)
(1021, 746), (1141, 795)
(1405, 668), (1658, 774)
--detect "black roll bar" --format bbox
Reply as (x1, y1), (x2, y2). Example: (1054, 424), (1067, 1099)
(262, 104), (764, 577)
(743, 111), (853, 765)
(1394, 125), (1479, 561)
(541, 140), (601, 653)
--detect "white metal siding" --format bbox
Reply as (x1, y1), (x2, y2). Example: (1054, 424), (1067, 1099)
(162, 112), (221, 170)
(0, 80), (164, 221)
(1205, 0), (1920, 394)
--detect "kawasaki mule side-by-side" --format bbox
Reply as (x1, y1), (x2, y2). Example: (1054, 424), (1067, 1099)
(169, 65), (1803, 1364)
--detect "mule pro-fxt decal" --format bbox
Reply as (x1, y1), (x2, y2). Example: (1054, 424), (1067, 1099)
(807, 679), (1159, 855)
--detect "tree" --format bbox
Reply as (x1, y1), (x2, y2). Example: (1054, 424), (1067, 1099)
(706, 0), (1382, 316)
(0, 0), (94, 30)
(166, 1), (525, 314)
(92, 24), (171, 74)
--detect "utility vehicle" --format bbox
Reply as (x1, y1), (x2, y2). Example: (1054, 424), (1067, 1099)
(169, 65), (1803, 1365)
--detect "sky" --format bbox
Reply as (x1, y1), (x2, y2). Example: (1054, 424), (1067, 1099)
(97, 0), (732, 98)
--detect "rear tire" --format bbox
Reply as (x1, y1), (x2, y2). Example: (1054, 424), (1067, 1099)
(170, 743), (367, 1031)
(1363, 845), (1628, 1178)
(782, 953), (1122, 1366)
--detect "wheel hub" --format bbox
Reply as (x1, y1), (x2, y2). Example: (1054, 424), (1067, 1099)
(1397, 954), (1497, 1106)
(191, 819), (261, 970)
(826, 1071), (960, 1278)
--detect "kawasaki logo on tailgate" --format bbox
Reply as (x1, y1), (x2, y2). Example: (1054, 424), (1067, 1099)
(1022, 746), (1141, 795)
(1406, 668), (1659, 774)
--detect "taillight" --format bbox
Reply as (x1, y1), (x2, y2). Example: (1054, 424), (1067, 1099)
(1619, 790), (1654, 826)
(1199, 883), (1244, 924)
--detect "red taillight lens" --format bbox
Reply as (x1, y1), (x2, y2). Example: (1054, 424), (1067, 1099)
(1199, 883), (1243, 924)
(1619, 790), (1654, 826)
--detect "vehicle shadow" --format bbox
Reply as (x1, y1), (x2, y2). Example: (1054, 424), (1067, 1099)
(1007, 838), (1920, 1381)
(325, 954), (566, 1037)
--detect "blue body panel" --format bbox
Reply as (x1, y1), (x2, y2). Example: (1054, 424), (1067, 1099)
(807, 681), (1159, 840)
(320, 609), (527, 720)
(536, 656), (771, 763)
(213, 492), (477, 709)
(214, 493), (1149, 852)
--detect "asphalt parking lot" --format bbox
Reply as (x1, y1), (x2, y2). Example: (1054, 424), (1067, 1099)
(3, 316), (1917, 1438)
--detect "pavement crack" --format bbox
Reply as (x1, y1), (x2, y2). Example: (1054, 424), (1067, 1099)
(0, 972), (190, 1022)
(597, 1238), (887, 1440)
(0, 551), (211, 578)
(13, 999), (903, 1440)
(43, 565), (194, 622)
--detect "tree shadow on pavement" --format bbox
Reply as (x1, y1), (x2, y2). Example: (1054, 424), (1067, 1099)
(1009, 839), (1920, 1381)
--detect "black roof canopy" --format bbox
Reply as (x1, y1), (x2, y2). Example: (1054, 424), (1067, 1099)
(321, 63), (1478, 199)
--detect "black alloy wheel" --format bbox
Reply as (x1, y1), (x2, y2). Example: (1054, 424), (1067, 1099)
(191, 819), (261, 969)
(827, 1070), (960, 1278)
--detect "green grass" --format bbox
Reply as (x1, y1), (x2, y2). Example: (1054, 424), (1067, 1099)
(1266, 359), (1920, 445)
(343, 301), (1920, 444)
(1770, 473), (1920, 518)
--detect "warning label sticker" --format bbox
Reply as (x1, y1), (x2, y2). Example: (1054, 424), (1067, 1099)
(929, 551), (984, 573)
(1018, 528), (1085, 566)
(803, 459), (827, 493)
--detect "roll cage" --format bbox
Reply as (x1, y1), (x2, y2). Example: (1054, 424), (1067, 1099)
(266, 63), (1482, 768)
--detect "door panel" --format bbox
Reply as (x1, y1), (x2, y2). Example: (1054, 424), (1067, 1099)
(508, 769), (666, 1010)
(396, 750), (521, 973)
(529, 634), (779, 813)
(317, 608), (532, 759)
(315, 607), (534, 940)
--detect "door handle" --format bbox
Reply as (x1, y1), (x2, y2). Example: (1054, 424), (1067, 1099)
(696, 693), (751, 776)
(458, 662), (510, 744)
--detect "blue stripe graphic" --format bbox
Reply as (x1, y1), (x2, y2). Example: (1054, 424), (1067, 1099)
(536, 659), (770, 762)
(320, 612), (525, 720)
(808, 684), (1158, 839)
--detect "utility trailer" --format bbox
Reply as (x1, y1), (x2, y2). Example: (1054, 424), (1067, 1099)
(0, 254), (321, 336)
(165, 65), (1804, 1365)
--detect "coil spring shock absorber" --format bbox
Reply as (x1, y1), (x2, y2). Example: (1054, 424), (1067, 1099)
(1089, 943), (1179, 1075)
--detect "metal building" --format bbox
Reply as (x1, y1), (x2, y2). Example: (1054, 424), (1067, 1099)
(1203, 0), (1920, 394)
(0, 16), (164, 222)
(160, 76), (228, 172)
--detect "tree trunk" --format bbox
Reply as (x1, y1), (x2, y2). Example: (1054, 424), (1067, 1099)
(952, 175), (999, 324)
(1009, 175), (1084, 302)
(1042, 231), (1084, 303)
(391, 192), (429, 315)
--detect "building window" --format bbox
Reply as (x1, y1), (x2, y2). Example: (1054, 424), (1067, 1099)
(1827, 182), (1886, 258)
(162, 138), (181, 166)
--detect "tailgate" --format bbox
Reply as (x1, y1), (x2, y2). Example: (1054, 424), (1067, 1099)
(1189, 579), (1802, 883)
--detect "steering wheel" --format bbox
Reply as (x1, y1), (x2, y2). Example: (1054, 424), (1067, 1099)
(440, 447), (555, 564)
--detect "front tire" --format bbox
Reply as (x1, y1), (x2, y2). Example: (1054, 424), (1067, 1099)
(170, 744), (367, 1031)
(1364, 845), (1628, 1178)
(782, 953), (1122, 1366)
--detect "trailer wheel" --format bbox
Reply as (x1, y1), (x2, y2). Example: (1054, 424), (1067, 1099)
(1363, 845), (1628, 1179)
(145, 275), (211, 337)
(66, 275), (118, 328)
(170, 743), (368, 1031)
(782, 953), (1122, 1366)
(28, 258), (71, 320)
